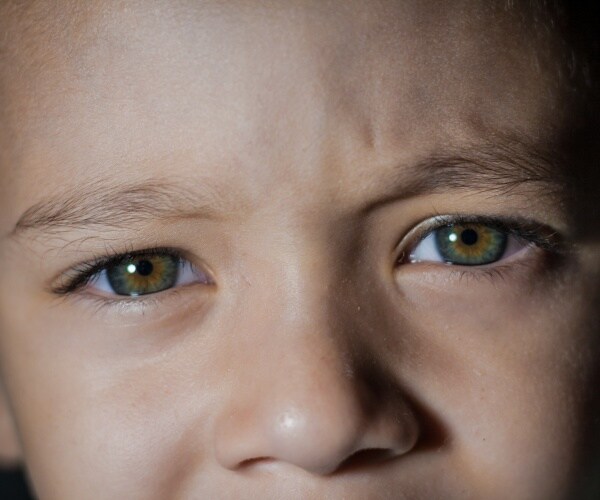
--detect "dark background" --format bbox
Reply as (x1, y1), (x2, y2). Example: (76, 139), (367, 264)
(0, 468), (34, 499)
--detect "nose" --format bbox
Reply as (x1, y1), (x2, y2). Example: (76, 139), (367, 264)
(214, 312), (420, 475)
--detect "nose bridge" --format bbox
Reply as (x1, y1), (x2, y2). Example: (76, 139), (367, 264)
(213, 227), (420, 475)
(260, 267), (360, 420)
(236, 217), (356, 356)
(265, 224), (343, 330)
(244, 224), (359, 402)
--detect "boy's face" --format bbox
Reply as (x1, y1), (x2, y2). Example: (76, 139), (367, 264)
(0, 1), (598, 498)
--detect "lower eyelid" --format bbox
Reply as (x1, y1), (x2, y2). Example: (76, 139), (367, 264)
(62, 284), (214, 325)
(394, 250), (545, 293)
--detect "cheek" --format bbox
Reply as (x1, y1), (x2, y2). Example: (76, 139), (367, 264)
(391, 263), (592, 494)
(0, 307), (229, 499)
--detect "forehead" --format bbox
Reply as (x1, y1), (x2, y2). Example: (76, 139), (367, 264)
(0, 0), (566, 229)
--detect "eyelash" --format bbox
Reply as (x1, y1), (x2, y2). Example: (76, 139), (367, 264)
(53, 246), (189, 295)
(52, 215), (564, 298)
(396, 214), (563, 265)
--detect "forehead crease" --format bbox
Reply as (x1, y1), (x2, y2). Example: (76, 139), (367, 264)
(0, 1), (570, 210)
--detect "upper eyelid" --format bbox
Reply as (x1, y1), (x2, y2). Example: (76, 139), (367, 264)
(413, 214), (558, 240)
(415, 214), (536, 234)
(52, 247), (188, 295)
(396, 214), (564, 260)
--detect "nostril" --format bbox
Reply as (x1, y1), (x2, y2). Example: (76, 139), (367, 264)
(336, 448), (400, 474)
(237, 456), (273, 469)
(237, 449), (401, 475)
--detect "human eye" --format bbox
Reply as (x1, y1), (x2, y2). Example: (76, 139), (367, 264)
(53, 248), (212, 298)
(401, 215), (561, 267)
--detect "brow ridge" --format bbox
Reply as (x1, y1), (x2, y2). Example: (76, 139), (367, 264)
(9, 136), (568, 239)
(10, 177), (227, 237)
(367, 135), (568, 211)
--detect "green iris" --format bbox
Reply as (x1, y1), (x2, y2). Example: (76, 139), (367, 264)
(106, 254), (179, 296)
(435, 224), (507, 265)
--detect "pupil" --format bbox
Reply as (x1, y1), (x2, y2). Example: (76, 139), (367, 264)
(135, 259), (154, 276)
(460, 228), (478, 246)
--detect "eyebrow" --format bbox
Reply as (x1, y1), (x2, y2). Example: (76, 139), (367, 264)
(370, 136), (568, 209)
(9, 177), (237, 238)
(9, 137), (567, 239)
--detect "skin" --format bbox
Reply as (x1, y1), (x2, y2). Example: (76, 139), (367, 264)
(0, 0), (598, 498)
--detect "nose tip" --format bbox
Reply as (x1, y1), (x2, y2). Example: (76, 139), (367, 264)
(214, 372), (420, 476)
(267, 406), (361, 475)
(267, 403), (419, 475)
